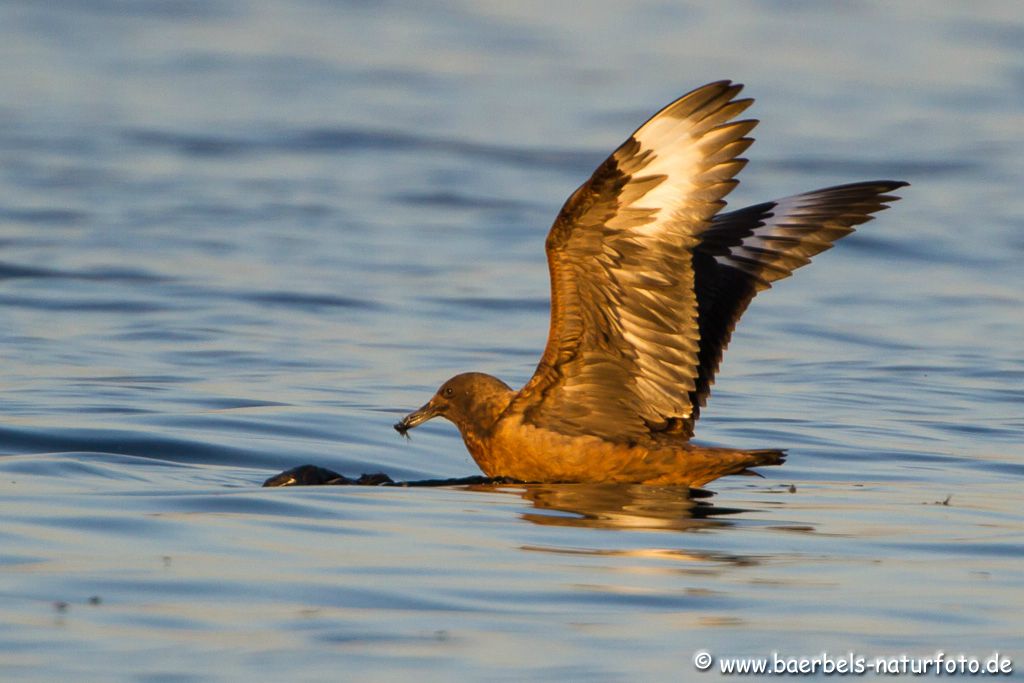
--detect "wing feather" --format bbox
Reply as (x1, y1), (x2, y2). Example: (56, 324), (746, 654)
(510, 82), (906, 443)
(513, 81), (756, 440)
(686, 180), (909, 428)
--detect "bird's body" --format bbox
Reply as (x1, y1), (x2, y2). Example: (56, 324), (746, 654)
(482, 412), (784, 487)
(395, 81), (906, 486)
(400, 372), (782, 486)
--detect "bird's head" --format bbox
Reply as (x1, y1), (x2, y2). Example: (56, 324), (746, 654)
(394, 372), (513, 438)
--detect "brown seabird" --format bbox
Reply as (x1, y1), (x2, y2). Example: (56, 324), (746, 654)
(394, 80), (907, 486)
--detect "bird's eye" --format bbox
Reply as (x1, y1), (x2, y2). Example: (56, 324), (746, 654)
(443, 387), (454, 398)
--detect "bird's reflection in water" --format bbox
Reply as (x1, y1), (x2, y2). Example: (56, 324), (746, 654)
(466, 482), (753, 532)
(262, 465), (768, 534)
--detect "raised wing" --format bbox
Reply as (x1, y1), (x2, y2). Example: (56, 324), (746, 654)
(687, 180), (908, 425)
(512, 81), (757, 441)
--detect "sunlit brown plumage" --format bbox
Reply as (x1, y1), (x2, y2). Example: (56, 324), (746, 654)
(395, 80), (907, 486)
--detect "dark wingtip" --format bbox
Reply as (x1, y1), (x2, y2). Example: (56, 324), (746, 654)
(394, 421), (411, 439)
(875, 179), (910, 195)
(876, 180), (910, 205)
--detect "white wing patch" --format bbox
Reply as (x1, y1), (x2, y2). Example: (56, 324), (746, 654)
(630, 122), (703, 233)
(612, 85), (756, 239)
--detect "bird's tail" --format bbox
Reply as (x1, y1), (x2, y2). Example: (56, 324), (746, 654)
(682, 447), (787, 487)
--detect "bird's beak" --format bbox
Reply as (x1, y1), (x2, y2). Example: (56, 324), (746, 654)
(394, 399), (441, 438)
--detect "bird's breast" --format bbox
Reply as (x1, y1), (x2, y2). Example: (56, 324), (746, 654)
(471, 415), (648, 482)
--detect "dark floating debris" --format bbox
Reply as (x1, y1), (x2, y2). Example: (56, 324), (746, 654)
(262, 464), (522, 488)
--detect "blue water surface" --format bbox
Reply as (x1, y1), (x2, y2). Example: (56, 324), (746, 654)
(1, 1), (1022, 681)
